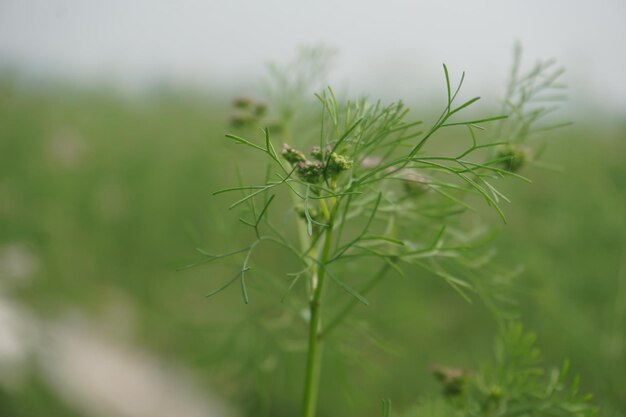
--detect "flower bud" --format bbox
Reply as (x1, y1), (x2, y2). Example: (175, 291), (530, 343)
(281, 144), (306, 164)
(496, 144), (531, 172)
(296, 160), (324, 183)
(326, 152), (353, 175)
(310, 146), (323, 161)
(295, 205), (321, 222)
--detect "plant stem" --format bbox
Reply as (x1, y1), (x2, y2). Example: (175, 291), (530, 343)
(301, 225), (334, 417)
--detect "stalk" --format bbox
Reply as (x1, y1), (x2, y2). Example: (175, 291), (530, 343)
(300, 223), (334, 417)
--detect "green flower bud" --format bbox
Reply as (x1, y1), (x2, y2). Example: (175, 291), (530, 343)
(496, 144), (531, 172)
(295, 205), (321, 222)
(281, 144), (306, 165)
(326, 152), (353, 175)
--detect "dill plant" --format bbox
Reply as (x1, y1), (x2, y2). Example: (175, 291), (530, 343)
(180, 47), (596, 417)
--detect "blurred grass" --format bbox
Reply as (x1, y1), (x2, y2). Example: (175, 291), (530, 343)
(0, 78), (624, 416)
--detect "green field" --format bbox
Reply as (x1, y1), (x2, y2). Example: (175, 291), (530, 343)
(0, 77), (624, 416)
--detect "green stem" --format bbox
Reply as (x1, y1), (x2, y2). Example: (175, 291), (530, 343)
(300, 225), (334, 417)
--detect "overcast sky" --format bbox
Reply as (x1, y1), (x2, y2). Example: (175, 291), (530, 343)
(1, 0), (625, 109)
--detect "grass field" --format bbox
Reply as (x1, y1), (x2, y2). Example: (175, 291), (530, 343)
(0, 77), (624, 416)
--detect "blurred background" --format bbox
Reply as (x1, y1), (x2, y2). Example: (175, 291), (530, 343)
(0, 1), (624, 416)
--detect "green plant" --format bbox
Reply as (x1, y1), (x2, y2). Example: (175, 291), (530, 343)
(180, 47), (593, 417)
(400, 323), (598, 417)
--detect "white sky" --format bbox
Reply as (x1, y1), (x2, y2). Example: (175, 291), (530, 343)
(0, 0), (625, 109)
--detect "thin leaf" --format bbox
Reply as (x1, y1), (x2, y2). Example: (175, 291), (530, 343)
(225, 133), (266, 152)
(206, 268), (249, 298)
(326, 269), (369, 305)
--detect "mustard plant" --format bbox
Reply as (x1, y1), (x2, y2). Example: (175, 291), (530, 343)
(180, 46), (583, 417)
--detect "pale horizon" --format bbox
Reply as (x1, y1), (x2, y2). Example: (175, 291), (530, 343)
(1, 0), (625, 113)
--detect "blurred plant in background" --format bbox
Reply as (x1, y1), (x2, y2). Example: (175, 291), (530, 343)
(401, 323), (599, 417)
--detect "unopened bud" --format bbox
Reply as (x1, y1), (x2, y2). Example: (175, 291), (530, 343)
(496, 144), (531, 172)
(310, 146), (323, 161)
(326, 152), (353, 175)
(296, 160), (324, 183)
(281, 144), (306, 164)
(295, 205), (321, 222)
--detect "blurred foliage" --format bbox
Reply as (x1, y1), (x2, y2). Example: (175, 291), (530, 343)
(403, 323), (599, 417)
(0, 77), (624, 416)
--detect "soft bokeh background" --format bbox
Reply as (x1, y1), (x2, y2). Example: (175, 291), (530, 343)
(0, 1), (624, 416)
